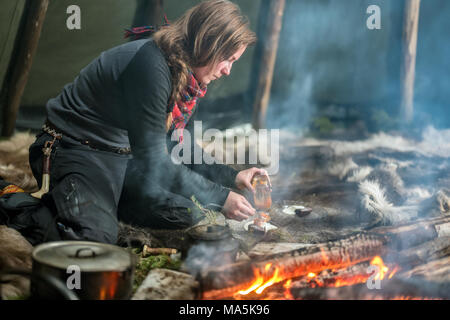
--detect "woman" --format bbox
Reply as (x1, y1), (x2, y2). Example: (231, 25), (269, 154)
(1, 0), (267, 245)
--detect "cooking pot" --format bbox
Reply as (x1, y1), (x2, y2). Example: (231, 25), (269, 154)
(31, 241), (135, 300)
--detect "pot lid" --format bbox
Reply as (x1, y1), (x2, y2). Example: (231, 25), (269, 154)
(188, 224), (232, 241)
(32, 241), (132, 272)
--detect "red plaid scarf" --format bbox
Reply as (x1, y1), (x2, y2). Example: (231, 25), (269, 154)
(170, 72), (207, 142)
(124, 24), (206, 143)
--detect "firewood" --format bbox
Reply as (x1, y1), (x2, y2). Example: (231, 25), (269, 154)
(288, 277), (449, 300)
(400, 256), (450, 283)
(396, 236), (450, 267)
(200, 233), (387, 299)
(287, 262), (373, 289)
(248, 242), (313, 260)
(200, 217), (449, 299)
(370, 216), (450, 250)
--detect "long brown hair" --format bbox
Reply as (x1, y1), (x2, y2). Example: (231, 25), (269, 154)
(153, 0), (257, 105)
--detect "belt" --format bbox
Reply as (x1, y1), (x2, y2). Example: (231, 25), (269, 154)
(42, 120), (132, 155)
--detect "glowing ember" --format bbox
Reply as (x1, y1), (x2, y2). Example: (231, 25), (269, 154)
(283, 280), (294, 300)
(388, 265), (399, 279)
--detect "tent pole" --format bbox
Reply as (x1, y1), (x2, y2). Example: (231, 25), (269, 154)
(251, 0), (285, 130)
(0, 0), (49, 137)
(400, 0), (421, 123)
(132, 0), (164, 29)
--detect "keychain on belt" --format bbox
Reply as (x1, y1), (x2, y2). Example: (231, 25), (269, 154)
(31, 136), (58, 199)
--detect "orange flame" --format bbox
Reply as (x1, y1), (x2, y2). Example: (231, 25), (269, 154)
(237, 263), (284, 296)
(370, 256), (389, 280)
(235, 256), (400, 299)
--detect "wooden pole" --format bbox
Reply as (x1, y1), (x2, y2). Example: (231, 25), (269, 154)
(0, 0), (49, 137)
(252, 0), (285, 130)
(400, 0), (421, 123)
(132, 0), (164, 28)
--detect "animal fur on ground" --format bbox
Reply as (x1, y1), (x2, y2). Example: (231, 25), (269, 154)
(318, 128), (450, 226)
(0, 226), (33, 299)
(0, 132), (38, 192)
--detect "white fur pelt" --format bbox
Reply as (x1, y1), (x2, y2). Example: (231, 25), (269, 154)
(0, 132), (38, 192)
(297, 126), (450, 227)
(0, 226), (33, 299)
(0, 133), (37, 299)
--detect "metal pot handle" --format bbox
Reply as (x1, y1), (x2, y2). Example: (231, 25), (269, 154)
(74, 247), (96, 258)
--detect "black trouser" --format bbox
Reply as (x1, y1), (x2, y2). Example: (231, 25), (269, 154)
(1, 132), (130, 245)
(1, 132), (203, 245)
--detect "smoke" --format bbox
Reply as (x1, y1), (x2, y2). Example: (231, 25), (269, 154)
(264, 0), (450, 133)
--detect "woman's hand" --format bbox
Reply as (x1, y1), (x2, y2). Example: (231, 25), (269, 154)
(235, 168), (271, 193)
(222, 191), (256, 221)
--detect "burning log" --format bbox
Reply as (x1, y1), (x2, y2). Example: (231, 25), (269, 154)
(200, 216), (450, 299)
(287, 262), (376, 290)
(200, 233), (387, 299)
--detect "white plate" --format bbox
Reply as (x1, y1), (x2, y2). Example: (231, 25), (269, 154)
(244, 221), (278, 232)
(282, 205), (306, 215)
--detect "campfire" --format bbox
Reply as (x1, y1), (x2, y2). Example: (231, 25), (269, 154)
(197, 215), (450, 300)
(231, 255), (398, 300)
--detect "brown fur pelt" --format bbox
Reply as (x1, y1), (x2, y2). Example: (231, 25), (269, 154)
(0, 132), (38, 192)
(0, 226), (33, 299)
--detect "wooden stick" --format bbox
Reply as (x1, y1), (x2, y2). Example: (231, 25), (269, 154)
(400, 0), (421, 123)
(142, 245), (177, 257)
(1, 0), (49, 137)
(251, 0), (286, 130)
